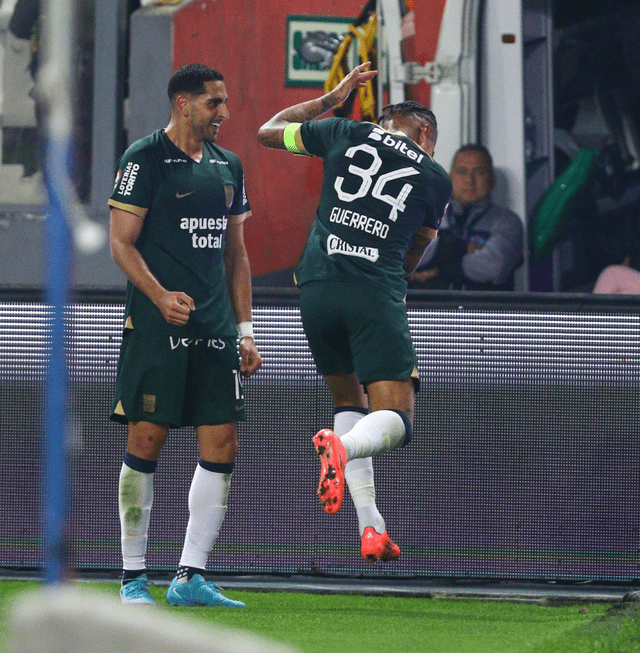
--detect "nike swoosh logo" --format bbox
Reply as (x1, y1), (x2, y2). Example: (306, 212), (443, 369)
(176, 191), (195, 199)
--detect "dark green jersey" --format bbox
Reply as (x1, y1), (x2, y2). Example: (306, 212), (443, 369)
(108, 129), (251, 336)
(296, 118), (452, 299)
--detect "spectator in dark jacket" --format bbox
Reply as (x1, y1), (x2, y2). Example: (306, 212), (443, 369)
(408, 144), (523, 290)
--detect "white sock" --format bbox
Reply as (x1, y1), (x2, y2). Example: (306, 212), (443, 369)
(119, 463), (154, 571)
(335, 410), (386, 537)
(340, 410), (408, 460)
(178, 464), (232, 574)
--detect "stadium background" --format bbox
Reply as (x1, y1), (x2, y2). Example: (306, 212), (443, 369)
(0, 0), (638, 596)
(1, 289), (638, 583)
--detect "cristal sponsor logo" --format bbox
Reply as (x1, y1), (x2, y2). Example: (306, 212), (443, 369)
(367, 127), (424, 163)
(241, 176), (248, 206)
(164, 158), (188, 163)
(327, 235), (379, 262)
(209, 159), (229, 165)
(118, 161), (140, 196)
(169, 337), (226, 350)
(113, 169), (122, 189)
(179, 216), (227, 249)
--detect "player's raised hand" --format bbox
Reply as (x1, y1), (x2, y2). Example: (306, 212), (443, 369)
(156, 291), (195, 326)
(331, 62), (377, 106)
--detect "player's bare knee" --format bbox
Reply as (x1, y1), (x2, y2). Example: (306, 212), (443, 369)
(127, 421), (168, 460)
(212, 432), (238, 457)
(197, 424), (238, 462)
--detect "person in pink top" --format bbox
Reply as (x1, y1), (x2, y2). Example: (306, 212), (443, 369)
(593, 256), (640, 294)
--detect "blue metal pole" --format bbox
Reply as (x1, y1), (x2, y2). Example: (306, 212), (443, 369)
(44, 135), (72, 585)
(40, 0), (76, 586)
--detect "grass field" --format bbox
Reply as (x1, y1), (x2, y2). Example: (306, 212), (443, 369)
(1, 580), (639, 653)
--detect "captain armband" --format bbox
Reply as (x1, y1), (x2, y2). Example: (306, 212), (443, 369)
(283, 123), (307, 155)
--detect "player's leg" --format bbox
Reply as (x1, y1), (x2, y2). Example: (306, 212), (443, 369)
(299, 282), (354, 515)
(332, 393), (398, 560)
(326, 375), (385, 527)
(313, 285), (415, 564)
(342, 284), (417, 462)
(326, 381), (413, 523)
(166, 422), (244, 607)
(340, 378), (415, 460)
(111, 332), (186, 606)
(175, 422), (237, 581)
(337, 408), (388, 535)
(315, 372), (401, 555)
(323, 377), (412, 561)
(312, 282), (416, 495)
(166, 337), (245, 608)
(118, 420), (169, 606)
(301, 281), (409, 531)
(323, 374), (387, 534)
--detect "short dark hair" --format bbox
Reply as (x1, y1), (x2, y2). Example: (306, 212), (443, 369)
(377, 100), (438, 143)
(453, 144), (494, 171)
(167, 64), (224, 100)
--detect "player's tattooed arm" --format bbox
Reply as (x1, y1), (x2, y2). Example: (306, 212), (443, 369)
(257, 62), (377, 150)
(404, 227), (437, 277)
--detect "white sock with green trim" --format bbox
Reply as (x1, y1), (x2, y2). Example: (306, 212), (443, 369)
(335, 409), (386, 537)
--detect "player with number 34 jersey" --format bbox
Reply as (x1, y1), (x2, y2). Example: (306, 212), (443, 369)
(295, 117), (451, 301)
(258, 62), (451, 563)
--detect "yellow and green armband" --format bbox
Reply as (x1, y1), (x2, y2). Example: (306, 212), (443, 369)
(283, 123), (305, 154)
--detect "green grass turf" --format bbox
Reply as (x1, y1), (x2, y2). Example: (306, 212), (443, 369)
(1, 580), (639, 653)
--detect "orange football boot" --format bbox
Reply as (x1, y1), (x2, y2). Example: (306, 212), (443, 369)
(361, 527), (401, 562)
(312, 429), (347, 514)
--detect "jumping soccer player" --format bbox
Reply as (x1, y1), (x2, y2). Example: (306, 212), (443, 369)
(109, 63), (261, 606)
(257, 63), (451, 562)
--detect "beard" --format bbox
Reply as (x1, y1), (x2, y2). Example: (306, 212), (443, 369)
(192, 118), (219, 144)
(203, 126), (218, 143)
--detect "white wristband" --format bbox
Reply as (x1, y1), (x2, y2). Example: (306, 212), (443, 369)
(237, 321), (254, 339)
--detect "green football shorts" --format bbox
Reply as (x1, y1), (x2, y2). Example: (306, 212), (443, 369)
(110, 331), (245, 427)
(299, 280), (420, 390)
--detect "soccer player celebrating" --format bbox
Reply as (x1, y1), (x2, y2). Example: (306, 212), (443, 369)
(109, 64), (261, 606)
(257, 63), (451, 562)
